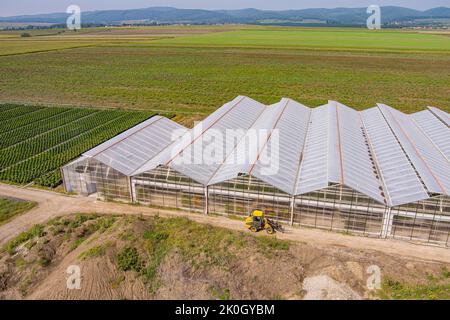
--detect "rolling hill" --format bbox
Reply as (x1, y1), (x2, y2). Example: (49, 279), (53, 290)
(1, 6), (449, 26)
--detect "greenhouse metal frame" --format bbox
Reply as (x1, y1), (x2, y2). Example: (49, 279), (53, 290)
(62, 96), (450, 246)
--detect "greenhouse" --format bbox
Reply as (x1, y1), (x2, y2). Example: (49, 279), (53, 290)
(62, 96), (450, 246)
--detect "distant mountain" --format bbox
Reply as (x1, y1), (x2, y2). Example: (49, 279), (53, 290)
(1, 6), (449, 26)
(424, 7), (450, 17)
(0, 7), (229, 24)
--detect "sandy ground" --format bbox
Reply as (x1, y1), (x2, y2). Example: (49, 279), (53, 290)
(302, 275), (361, 300)
(1, 183), (449, 264)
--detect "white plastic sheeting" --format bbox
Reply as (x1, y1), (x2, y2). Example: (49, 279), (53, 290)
(165, 96), (267, 185)
(67, 96), (450, 208)
(361, 107), (429, 206)
(207, 103), (283, 186)
(294, 104), (331, 195)
(289, 101), (384, 204)
(378, 104), (449, 196)
(335, 102), (385, 204)
(428, 106), (450, 126)
(83, 116), (187, 176)
(412, 109), (450, 161)
(251, 99), (311, 195)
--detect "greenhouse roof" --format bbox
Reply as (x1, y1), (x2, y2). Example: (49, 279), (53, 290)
(79, 97), (450, 207)
(83, 115), (187, 176)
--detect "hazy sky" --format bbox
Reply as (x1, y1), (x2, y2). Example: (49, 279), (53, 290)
(1, 1), (449, 17)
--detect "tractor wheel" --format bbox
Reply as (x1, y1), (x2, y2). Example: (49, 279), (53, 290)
(266, 226), (274, 234)
(250, 227), (258, 232)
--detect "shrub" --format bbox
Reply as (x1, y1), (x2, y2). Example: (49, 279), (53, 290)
(4, 224), (45, 254)
(117, 246), (142, 272)
(143, 230), (169, 241)
(442, 267), (450, 279)
(210, 287), (231, 300)
(38, 257), (51, 267)
(66, 214), (98, 229)
(91, 216), (116, 233)
(79, 245), (107, 260)
(69, 237), (86, 252)
(380, 278), (450, 300)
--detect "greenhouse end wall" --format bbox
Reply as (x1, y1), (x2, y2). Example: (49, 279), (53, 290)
(62, 157), (131, 203)
(62, 162), (450, 246)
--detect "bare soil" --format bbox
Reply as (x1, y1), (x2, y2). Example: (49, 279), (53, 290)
(0, 213), (448, 300)
(0, 183), (449, 300)
(0, 184), (449, 264)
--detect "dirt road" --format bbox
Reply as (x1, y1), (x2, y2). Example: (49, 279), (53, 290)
(1, 183), (449, 263)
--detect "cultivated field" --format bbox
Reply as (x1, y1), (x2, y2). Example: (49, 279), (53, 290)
(0, 26), (448, 188)
(0, 196), (36, 226)
(0, 26), (448, 114)
(0, 104), (154, 187)
(1, 25), (449, 302)
(155, 28), (450, 52)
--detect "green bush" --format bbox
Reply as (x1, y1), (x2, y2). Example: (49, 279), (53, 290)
(79, 245), (107, 260)
(210, 287), (231, 300)
(65, 214), (98, 229)
(91, 216), (116, 233)
(69, 237), (86, 252)
(380, 278), (450, 300)
(4, 224), (45, 254)
(442, 267), (450, 279)
(117, 246), (142, 272)
(143, 230), (169, 241)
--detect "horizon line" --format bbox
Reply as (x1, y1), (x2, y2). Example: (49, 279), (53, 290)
(1, 5), (449, 19)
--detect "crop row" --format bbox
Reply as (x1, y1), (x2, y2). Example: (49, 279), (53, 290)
(0, 112), (153, 184)
(0, 108), (96, 148)
(34, 170), (62, 188)
(0, 105), (43, 123)
(0, 104), (21, 113)
(0, 110), (123, 170)
(0, 107), (69, 135)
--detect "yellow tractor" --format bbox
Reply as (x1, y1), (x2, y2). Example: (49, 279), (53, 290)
(245, 210), (284, 234)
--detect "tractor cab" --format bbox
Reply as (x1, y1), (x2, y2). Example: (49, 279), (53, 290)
(248, 210), (264, 230)
(245, 209), (283, 234)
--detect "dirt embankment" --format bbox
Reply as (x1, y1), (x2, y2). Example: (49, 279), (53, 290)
(1, 183), (450, 266)
(1, 214), (449, 300)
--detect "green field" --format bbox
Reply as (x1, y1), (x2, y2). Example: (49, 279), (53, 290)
(0, 197), (36, 226)
(0, 26), (448, 115)
(154, 28), (450, 53)
(0, 26), (448, 189)
(0, 104), (154, 187)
